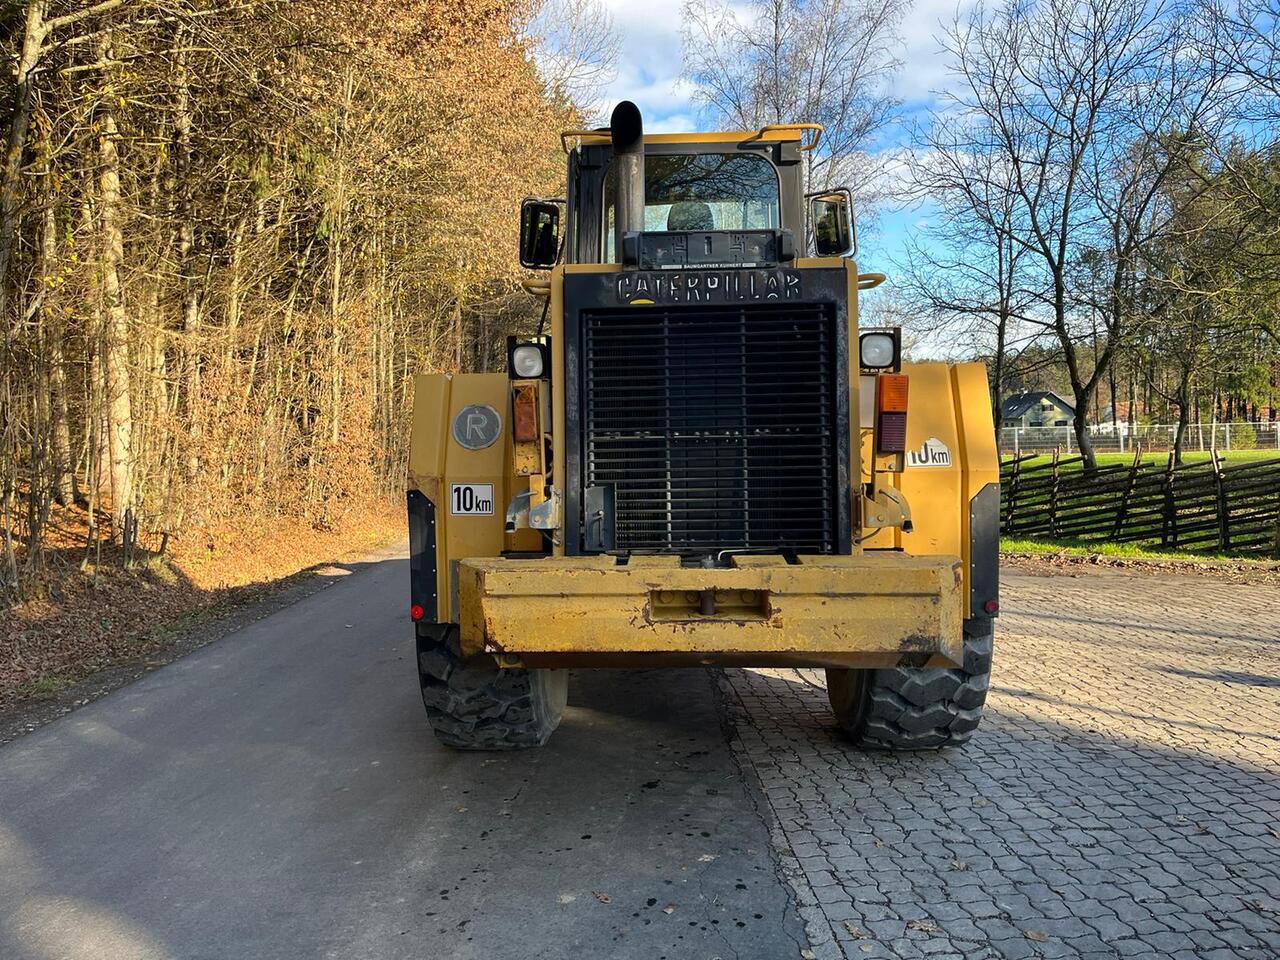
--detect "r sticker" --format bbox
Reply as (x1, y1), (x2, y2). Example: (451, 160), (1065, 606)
(907, 438), (952, 468)
(451, 404), (502, 450)
(450, 483), (495, 515)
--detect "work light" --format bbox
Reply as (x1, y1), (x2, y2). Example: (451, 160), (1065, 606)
(507, 339), (549, 379)
(859, 331), (898, 370)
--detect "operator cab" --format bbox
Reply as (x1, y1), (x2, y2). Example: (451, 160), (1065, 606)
(519, 116), (856, 272)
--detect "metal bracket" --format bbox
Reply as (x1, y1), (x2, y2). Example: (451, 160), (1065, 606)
(583, 485), (615, 551)
(862, 484), (913, 532)
(529, 487), (563, 530)
(504, 490), (533, 534)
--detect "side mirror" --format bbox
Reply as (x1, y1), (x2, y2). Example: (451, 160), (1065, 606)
(807, 188), (856, 258)
(519, 198), (562, 270)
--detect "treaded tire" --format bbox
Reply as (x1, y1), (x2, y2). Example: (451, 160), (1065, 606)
(826, 619), (993, 750)
(417, 625), (568, 750)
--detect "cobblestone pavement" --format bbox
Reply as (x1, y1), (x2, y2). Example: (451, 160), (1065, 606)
(720, 567), (1280, 960)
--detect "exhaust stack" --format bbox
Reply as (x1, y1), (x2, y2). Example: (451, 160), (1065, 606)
(611, 101), (644, 264)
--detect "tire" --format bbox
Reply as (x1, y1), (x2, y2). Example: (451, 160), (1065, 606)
(416, 625), (568, 750)
(826, 619), (993, 749)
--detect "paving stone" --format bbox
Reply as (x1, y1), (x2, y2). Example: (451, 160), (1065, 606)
(718, 569), (1280, 959)
(1084, 914), (1136, 940)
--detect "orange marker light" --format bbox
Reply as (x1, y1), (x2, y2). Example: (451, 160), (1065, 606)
(877, 374), (909, 413)
(513, 385), (538, 442)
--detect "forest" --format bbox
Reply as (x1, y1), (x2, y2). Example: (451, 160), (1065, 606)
(1, 0), (579, 599)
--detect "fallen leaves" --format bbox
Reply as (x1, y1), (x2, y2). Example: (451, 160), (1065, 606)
(1024, 929), (1050, 942)
(592, 891), (612, 904)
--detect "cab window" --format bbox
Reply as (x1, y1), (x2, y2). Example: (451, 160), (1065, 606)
(604, 153), (780, 261)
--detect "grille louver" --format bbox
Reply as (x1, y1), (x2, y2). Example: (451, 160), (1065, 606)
(582, 303), (838, 553)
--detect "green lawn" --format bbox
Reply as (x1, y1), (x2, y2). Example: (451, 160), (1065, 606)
(1000, 536), (1272, 562)
(1005, 449), (1280, 471)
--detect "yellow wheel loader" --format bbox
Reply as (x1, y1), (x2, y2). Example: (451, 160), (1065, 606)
(406, 102), (999, 750)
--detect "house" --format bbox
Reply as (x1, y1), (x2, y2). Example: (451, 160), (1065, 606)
(1000, 391), (1076, 428)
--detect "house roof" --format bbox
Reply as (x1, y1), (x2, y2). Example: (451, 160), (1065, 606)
(1000, 391), (1076, 420)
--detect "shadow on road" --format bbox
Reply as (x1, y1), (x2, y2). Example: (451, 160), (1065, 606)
(0, 561), (806, 960)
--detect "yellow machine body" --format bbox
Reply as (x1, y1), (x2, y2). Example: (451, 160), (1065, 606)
(406, 257), (998, 671)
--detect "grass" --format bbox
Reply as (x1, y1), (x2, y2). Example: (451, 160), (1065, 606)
(1000, 535), (1271, 563)
(13, 675), (71, 700)
(1006, 449), (1280, 471)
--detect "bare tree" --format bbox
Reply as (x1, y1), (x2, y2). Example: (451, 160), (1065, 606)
(681, 0), (907, 189)
(526, 0), (621, 122)
(936, 0), (1231, 467)
(903, 129), (1044, 428)
(1206, 0), (1280, 112)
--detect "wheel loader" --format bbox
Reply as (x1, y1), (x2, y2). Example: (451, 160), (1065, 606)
(406, 101), (999, 750)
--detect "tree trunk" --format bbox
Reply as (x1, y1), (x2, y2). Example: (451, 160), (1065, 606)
(98, 35), (134, 540)
(0, 1), (48, 325)
(1071, 389), (1095, 466)
(39, 202), (78, 506)
(992, 312), (1007, 431)
(1108, 363), (1118, 430)
(1171, 362), (1193, 465)
(173, 30), (202, 476)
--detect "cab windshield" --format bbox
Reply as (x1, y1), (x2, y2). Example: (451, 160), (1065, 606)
(604, 152), (780, 260)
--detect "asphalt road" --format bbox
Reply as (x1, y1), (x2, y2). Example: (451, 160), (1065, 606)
(4, 552), (1278, 960)
(0, 547), (805, 960)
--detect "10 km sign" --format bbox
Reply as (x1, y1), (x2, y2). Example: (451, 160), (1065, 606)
(907, 438), (952, 468)
(450, 483), (494, 515)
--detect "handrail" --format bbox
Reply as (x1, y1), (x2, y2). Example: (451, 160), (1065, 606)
(754, 122), (823, 152)
(560, 128), (609, 152)
(521, 277), (552, 298)
(561, 122), (825, 153)
(857, 273), (887, 290)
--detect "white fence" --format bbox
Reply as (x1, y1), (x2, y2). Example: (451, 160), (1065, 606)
(999, 421), (1280, 457)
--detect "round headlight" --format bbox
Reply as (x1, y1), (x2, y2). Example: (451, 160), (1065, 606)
(860, 332), (896, 369)
(512, 344), (545, 378)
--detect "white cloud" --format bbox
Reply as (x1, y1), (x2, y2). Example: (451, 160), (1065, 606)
(895, 0), (969, 105)
(599, 0), (696, 128)
(596, 0), (977, 133)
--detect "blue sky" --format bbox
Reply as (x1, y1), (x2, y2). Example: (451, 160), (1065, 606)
(598, 0), (969, 277)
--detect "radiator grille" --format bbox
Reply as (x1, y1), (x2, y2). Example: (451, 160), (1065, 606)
(582, 302), (838, 553)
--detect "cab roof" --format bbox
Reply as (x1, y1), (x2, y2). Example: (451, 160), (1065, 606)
(560, 124), (822, 153)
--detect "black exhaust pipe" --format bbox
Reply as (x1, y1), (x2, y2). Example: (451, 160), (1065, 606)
(611, 101), (644, 264)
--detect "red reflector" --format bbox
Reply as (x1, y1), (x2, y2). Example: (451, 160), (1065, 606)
(877, 412), (907, 452)
(984, 599), (999, 614)
(513, 385), (538, 442)
(410, 604), (424, 622)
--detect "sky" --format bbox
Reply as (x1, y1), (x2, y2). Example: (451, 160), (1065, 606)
(597, 0), (971, 278)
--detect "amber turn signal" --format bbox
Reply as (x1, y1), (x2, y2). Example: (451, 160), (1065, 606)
(513, 384), (539, 442)
(876, 373), (909, 413)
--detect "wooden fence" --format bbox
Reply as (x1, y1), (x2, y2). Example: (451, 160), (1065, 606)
(1000, 452), (1280, 556)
